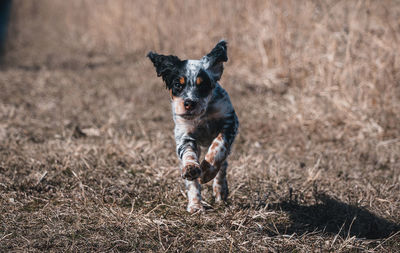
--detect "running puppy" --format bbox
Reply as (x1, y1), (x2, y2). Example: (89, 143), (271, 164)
(147, 40), (239, 213)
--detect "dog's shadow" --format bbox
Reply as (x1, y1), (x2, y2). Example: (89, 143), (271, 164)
(255, 193), (400, 239)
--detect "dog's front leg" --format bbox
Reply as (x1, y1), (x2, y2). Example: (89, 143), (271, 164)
(176, 137), (203, 212)
(199, 133), (229, 184)
(176, 138), (201, 180)
(200, 114), (238, 184)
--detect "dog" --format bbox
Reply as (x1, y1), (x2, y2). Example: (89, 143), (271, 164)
(147, 40), (239, 213)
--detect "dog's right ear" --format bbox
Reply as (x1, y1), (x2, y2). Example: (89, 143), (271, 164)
(147, 52), (182, 88)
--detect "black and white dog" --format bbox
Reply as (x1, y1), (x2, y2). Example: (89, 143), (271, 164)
(148, 41), (239, 213)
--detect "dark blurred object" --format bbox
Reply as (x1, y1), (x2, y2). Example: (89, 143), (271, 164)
(0, 0), (12, 56)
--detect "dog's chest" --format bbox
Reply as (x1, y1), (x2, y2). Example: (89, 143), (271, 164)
(191, 117), (225, 147)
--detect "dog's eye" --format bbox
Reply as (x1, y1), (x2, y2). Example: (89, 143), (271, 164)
(174, 82), (183, 92)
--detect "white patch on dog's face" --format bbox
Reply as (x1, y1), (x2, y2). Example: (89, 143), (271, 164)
(171, 95), (186, 115)
(186, 60), (203, 75)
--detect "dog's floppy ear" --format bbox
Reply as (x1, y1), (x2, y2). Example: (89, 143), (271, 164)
(202, 40), (228, 81)
(147, 52), (182, 88)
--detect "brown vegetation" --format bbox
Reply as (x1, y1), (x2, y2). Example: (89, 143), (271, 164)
(1, 0), (399, 251)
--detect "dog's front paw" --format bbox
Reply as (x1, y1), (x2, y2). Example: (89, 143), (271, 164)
(182, 164), (201, 181)
(199, 160), (220, 184)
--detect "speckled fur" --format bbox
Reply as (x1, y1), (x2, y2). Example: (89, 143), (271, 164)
(148, 41), (239, 213)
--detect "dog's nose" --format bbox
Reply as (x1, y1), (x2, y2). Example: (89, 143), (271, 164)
(184, 99), (197, 111)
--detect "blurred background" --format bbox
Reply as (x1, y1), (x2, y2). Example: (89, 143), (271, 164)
(2, 0), (400, 129)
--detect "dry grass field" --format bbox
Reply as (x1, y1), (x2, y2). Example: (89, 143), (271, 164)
(1, 0), (400, 252)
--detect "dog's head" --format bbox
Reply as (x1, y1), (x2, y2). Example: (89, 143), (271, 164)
(148, 40), (228, 120)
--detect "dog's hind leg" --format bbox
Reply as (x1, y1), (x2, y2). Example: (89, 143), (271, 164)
(213, 161), (228, 202)
(185, 178), (204, 213)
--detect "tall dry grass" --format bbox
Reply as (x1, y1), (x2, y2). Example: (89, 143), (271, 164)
(6, 0), (400, 139)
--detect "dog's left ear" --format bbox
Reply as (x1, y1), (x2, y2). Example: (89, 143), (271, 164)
(147, 52), (182, 88)
(202, 40), (228, 81)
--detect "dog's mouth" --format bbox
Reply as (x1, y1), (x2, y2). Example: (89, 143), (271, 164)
(176, 113), (199, 120)
(176, 109), (205, 120)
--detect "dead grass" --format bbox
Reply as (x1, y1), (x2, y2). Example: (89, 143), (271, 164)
(1, 0), (400, 252)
